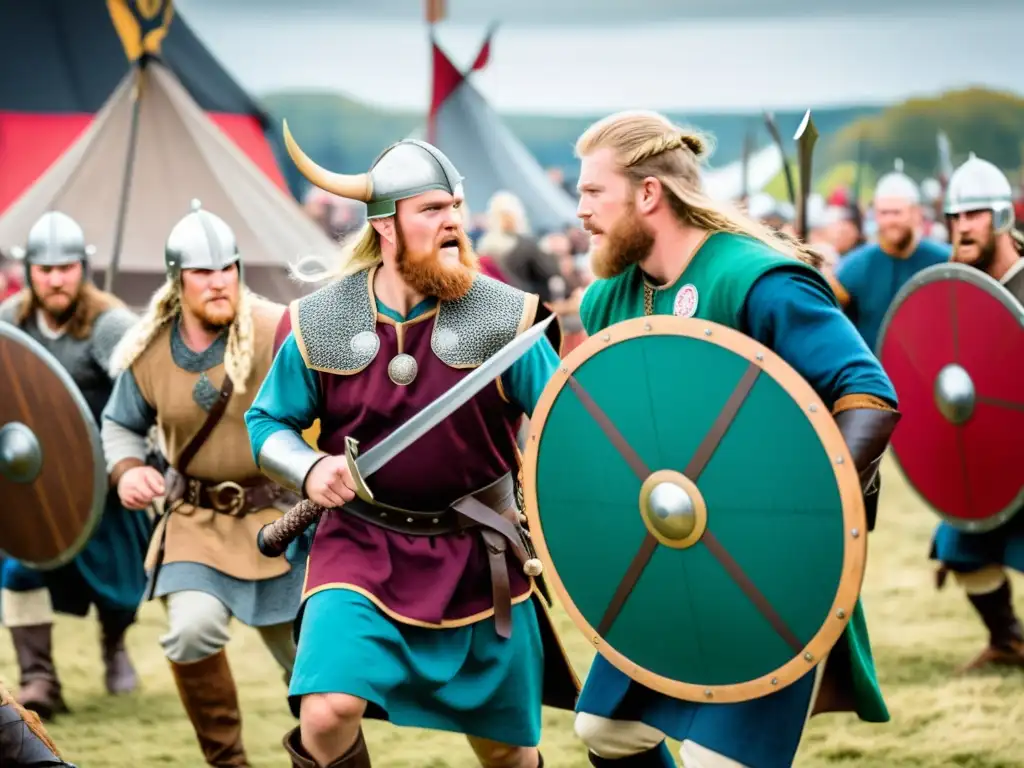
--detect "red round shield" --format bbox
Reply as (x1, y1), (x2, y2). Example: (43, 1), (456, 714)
(877, 262), (1024, 532)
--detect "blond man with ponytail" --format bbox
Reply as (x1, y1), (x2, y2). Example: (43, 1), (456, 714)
(568, 111), (902, 767)
(100, 201), (305, 767)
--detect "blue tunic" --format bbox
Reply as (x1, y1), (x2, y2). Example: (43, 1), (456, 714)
(833, 239), (950, 353)
(576, 266), (898, 768)
(245, 297), (563, 745)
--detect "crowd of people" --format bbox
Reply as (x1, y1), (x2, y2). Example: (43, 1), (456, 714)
(0, 109), (1021, 768)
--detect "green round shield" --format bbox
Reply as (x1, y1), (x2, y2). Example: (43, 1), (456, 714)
(523, 316), (866, 703)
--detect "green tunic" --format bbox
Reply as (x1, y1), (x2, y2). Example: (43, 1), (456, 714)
(576, 232), (889, 749)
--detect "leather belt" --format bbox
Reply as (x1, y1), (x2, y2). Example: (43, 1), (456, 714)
(341, 472), (536, 638)
(164, 467), (290, 517)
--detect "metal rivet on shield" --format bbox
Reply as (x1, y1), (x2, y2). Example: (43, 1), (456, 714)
(755, 353), (764, 361)
(808, 404), (818, 413)
(851, 528), (860, 538)
(704, 689), (713, 698)
(406, 517), (413, 523)
(835, 456), (844, 464)
(703, 329), (712, 336)
(432, 518), (439, 524)
(770, 677), (778, 686)
(602, 333), (611, 342)
(561, 367), (568, 374)
(804, 652), (814, 662)
(643, 322), (652, 331)
(836, 609), (846, 619)
(592, 636), (600, 645)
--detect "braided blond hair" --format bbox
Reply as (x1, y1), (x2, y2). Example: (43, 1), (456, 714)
(110, 278), (257, 393)
(575, 110), (820, 268)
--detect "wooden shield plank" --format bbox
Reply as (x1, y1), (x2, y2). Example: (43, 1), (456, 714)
(522, 316), (866, 703)
(0, 322), (105, 568)
(877, 262), (1024, 532)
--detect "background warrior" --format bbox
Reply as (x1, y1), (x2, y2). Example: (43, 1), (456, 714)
(100, 201), (306, 767)
(0, 212), (149, 720)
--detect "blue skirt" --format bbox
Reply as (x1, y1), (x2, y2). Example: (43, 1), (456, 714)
(577, 654), (816, 768)
(930, 512), (1024, 573)
(289, 588), (545, 747)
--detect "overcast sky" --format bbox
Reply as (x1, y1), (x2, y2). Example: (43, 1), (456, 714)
(174, 1), (1024, 115)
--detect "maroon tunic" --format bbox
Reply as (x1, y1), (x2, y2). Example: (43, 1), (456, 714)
(283, 305), (535, 626)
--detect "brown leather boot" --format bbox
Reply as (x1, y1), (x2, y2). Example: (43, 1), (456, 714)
(959, 580), (1024, 673)
(169, 650), (249, 767)
(99, 610), (138, 695)
(282, 725), (371, 767)
(10, 625), (69, 721)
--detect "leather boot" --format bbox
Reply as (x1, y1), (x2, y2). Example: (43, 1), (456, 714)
(99, 610), (138, 695)
(282, 725), (371, 767)
(0, 685), (76, 766)
(169, 650), (249, 767)
(10, 625), (69, 721)
(959, 580), (1024, 672)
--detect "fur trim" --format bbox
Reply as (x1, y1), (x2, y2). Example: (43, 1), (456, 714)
(109, 278), (258, 394)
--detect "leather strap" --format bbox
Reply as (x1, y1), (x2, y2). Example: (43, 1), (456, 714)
(147, 374), (234, 602)
(176, 375), (234, 475)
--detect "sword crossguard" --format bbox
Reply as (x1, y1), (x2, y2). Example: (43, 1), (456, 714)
(344, 436), (375, 503)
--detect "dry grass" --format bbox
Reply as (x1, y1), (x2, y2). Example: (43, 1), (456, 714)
(3, 457), (1024, 766)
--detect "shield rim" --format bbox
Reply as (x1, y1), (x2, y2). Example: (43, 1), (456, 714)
(875, 261), (1024, 533)
(0, 321), (106, 570)
(523, 315), (867, 703)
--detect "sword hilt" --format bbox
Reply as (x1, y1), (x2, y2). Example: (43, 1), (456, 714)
(257, 499), (325, 557)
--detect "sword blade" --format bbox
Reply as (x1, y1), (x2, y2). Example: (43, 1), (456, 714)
(356, 314), (555, 478)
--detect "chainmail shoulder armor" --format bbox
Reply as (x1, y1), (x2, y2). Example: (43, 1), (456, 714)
(292, 267), (379, 374)
(432, 274), (537, 369)
(91, 306), (138, 374)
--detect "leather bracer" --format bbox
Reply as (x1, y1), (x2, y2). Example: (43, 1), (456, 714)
(832, 395), (901, 531)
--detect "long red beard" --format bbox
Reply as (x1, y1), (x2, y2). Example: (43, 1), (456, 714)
(396, 231), (478, 301)
(589, 203), (655, 279)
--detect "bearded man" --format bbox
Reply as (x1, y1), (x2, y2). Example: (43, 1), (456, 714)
(569, 110), (901, 768)
(0, 212), (148, 720)
(827, 167), (950, 352)
(244, 134), (578, 768)
(931, 153), (1024, 671)
(100, 200), (304, 767)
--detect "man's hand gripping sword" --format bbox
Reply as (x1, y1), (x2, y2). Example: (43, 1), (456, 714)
(256, 315), (556, 557)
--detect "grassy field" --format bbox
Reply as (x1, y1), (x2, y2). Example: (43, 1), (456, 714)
(3, 456), (1023, 767)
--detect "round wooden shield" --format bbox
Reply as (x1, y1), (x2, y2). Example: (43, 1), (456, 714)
(522, 316), (866, 703)
(877, 262), (1024, 532)
(0, 322), (105, 569)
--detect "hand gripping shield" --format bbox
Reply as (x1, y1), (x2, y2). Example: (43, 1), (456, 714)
(0, 322), (106, 568)
(877, 262), (1024, 532)
(522, 316), (866, 703)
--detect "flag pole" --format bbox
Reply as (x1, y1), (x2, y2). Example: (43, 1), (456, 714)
(105, 59), (146, 294)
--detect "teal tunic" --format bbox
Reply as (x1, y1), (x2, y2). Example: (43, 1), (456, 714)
(576, 232), (896, 768)
(833, 239), (950, 352)
(246, 296), (563, 746)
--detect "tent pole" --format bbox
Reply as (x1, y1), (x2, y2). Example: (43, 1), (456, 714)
(105, 64), (145, 294)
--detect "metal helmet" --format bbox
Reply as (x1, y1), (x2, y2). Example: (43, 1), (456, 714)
(164, 199), (242, 279)
(874, 159), (920, 205)
(281, 120), (463, 219)
(943, 153), (1015, 234)
(9, 211), (95, 269)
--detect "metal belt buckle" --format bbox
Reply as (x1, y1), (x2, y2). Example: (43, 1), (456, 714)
(208, 481), (246, 516)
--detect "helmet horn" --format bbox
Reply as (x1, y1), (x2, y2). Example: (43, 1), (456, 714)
(282, 119), (373, 202)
